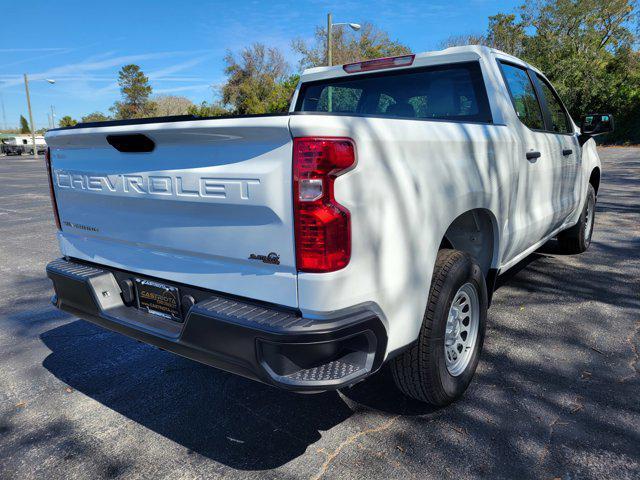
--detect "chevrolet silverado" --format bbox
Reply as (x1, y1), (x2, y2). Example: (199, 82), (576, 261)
(44, 46), (613, 405)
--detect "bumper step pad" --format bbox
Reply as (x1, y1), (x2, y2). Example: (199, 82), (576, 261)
(286, 359), (363, 383)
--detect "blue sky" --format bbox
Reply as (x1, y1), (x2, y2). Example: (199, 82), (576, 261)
(0, 0), (521, 129)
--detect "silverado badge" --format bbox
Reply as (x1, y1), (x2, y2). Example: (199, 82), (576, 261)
(248, 252), (280, 265)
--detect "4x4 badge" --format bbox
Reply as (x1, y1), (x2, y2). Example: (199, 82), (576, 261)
(248, 252), (280, 265)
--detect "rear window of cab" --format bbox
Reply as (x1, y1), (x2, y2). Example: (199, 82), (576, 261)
(295, 61), (492, 123)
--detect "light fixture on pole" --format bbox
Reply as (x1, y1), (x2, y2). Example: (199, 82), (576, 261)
(326, 13), (360, 67)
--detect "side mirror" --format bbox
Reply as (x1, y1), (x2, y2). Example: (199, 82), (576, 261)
(580, 113), (614, 138)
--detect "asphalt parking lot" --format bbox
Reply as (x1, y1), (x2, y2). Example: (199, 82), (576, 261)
(1, 149), (638, 480)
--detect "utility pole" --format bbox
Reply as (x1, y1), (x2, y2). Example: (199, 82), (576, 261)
(50, 105), (56, 128)
(0, 92), (7, 130)
(23, 74), (38, 158)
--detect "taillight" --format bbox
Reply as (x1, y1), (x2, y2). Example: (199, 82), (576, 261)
(343, 54), (415, 73)
(45, 147), (61, 230)
(293, 137), (356, 273)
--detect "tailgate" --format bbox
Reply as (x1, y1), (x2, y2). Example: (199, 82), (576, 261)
(45, 116), (297, 307)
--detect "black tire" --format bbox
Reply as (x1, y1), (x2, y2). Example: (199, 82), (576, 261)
(557, 184), (596, 254)
(391, 249), (487, 406)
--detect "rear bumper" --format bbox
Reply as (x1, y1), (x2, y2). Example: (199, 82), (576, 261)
(46, 258), (387, 392)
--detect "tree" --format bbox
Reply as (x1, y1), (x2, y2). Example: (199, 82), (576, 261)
(439, 14), (531, 55)
(188, 100), (231, 117)
(516, 0), (638, 143)
(59, 116), (77, 127)
(267, 74), (300, 113)
(81, 112), (110, 123)
(152, 95), (194, 116)
(444, 0), (639, 143)
(439, 33), (487, 49)
(486, 13), (526, 55)
(221, 43), (295, 114)
(110, 64), (155, 119)
(19, 115), (30, 133)
(292, 22), (411, 68)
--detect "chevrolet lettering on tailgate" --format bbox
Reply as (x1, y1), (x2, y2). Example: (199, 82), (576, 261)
(54, 170), (260, 201)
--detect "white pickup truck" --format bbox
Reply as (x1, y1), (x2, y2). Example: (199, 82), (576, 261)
(45, 46), (613, 405)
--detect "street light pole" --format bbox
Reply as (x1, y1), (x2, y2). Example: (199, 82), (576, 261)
(23, 74), (38, 158)
(325, 13), (360, 112)
(0, 92), (7, 130)
(327, 12), (333, 67)
(326, 14), (361, 67)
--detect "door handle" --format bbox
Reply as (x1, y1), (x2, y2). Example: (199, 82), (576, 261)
(526, 151), (541, 160)
(562, 149), (573, 156)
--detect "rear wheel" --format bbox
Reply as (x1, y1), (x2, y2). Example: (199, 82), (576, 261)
(557, 184), (596, 254)
(391, 249), (487, 406)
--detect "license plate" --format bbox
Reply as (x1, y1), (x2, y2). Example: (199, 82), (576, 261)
(135, 278), (182, 322)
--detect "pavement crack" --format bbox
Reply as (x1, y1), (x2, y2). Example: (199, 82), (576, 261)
(311, 415), (399, 480)
(355, 442), (413, 477)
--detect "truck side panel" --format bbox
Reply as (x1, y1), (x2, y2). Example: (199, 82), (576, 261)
(289, 114), (518, 354)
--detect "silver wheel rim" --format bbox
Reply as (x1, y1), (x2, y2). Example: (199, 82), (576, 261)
(444, 283), (480, 377)
(584, 195), (595, 242)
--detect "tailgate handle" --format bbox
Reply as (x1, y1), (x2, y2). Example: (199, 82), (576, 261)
(106, 134), (155, 153)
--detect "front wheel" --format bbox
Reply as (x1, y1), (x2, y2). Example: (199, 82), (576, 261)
(557, 184), (596, 254)
(391, 249), (487, 406)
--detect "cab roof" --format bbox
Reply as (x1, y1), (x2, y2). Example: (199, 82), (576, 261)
(299, 45), (541, 83)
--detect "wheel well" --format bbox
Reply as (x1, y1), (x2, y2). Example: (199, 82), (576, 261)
(441, 209), (497, 277)
(589, 167), (601, 195)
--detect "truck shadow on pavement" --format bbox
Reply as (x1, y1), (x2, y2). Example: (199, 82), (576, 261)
(39, 319), (355, 470)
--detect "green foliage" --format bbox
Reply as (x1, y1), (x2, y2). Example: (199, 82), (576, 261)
(187, 101), (232, 117)
(19, 115), (30, 133)
(514, 0), (639, 143)
(293, 22), (411, 68)
(81, 112), (110, 123)
(59, 116), (77, 127)
(221, 44), (297, 114)
(444, 0), (639, 144)
(110, 64), (155, 119)
(487, 13), (526, 56)
(266, 74), (300, 113)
